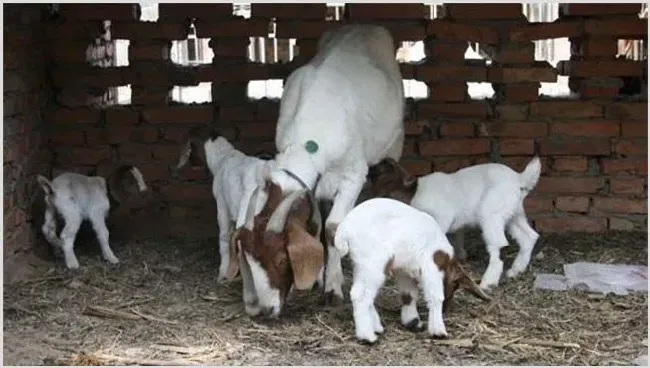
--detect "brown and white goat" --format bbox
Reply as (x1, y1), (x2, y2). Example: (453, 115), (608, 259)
(225, 180), (326, 317)
(36, 165), (148, 269)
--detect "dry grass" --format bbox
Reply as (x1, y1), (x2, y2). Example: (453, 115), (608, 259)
(3, 230), (648, 365)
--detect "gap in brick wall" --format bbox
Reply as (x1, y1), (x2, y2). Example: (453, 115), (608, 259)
(172, 82), (212, 104)
(234, 3), (251, 18)
(248, 37), (297, 64)
(616, 38), (648, 96)
(171, 22), (213, 66)
(139, 2), (159, 22)
(326, 3), (345, 21)
(115, 85), (132, 105)
(248, 80), (283, 100)
(523, 3), (573, 98)
(397, 41), (428, 99)
(464, 44), (495, 100)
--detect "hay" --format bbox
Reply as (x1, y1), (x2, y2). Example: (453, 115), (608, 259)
(3, 231), (648, 365)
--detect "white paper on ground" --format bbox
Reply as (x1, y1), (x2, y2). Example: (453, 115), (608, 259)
(533, 262), (648, 295)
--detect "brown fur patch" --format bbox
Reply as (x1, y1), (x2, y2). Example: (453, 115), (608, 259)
(384, 256), (395, 276)
(367, 158), (418, 204)
(401, 293), (413, 305)
(433, 250), (492, 313)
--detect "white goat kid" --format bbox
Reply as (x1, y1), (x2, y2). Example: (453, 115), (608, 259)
(334, 198), (491, 344)
(368, 157), (542, 290)
(37, 165), (148, 269)
(173, 128), (277, 281)
(268, 24), (406, 304)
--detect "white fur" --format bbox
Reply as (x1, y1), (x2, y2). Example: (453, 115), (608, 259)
(203, 136), (277, 281)
(38, 167), (147, 269)
(410, 157), (542, 289)
(268, 24), (406, 302)
(334, 198), (454, 343)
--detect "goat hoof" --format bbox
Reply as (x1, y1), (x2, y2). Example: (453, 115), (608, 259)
(357, 335), (378, 345)
(321, 291), (343, 306)
(429, 331), (449, 340)
(403, 319), (425, 332)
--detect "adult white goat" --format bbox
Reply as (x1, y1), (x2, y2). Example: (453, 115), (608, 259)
(367, 157), (542, 290)
(231, 24), (406, 317)
(172, 126), (277, 281)
(36, 165), (148, 269)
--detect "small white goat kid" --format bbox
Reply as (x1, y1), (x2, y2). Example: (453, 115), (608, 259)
(37, 165), (148, 269)
(367, 157), (542, 290)
(334, 197), (491, 344)
(173, 127), (277, 281)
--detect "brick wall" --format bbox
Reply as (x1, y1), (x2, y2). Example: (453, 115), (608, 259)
(4, 4), (54, 280)
(8, 3), (647, 260)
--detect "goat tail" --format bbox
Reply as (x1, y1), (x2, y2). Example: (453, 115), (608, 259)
(333, 228), (349, 258)
(37, 175), (54, 196)
(128, 165), (148, 193)
(519, 156), (541, 191)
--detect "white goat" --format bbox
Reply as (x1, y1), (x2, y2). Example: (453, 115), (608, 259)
(241, 24), (405, 314)
(173, 127), (277, 281)
(334, 197), (491, 344)
(367, 157), (542, 290)
(36, 165), (148, 269)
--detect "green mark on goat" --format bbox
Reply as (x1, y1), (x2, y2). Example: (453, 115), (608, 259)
(305, 140), (319, 154)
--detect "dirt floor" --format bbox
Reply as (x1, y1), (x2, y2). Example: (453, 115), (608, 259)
(3, 230), (648, 365)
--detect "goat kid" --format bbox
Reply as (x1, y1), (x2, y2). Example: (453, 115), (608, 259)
(172, 126), (277, 281)
(266, 24), (406, 307)
(225, 179), (324, 317)
(367, 157), (542, 290)
(36, 165), (148, 269)
(334, 197), (491, 344)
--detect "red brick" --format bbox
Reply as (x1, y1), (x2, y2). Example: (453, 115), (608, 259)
(560, 4), (642, 17)
(152, 145), (184, 162)
(158, 4), (233, 21)
(432, 158), (474, 173)
(51, 66), (125, 89)
(211, 39), (249, 59)
(60, 147), (112, 166)
(400, 64), (415, 79)
(537, 177), (604, 194)
(495, 83), (539, 103)
(530, 101), (602, 119)
(275, 20), (341, 39)
(105, 108), (139, 125)
(593, 197), (647, 214)
(85, 128), (110, 146)
(615, 139), (647, 156)
(611, 178), (645, 195)
(295, 39), (319, 59)
(557, 60), (645, 78)
(160, 184), (213, 202)
(59, 4), (138, 21)
(535, 216), (607, 233)
(256, 101), (280, 121)
(489, 63), (557, 83)
(524, 196), (554, 213)
(584, 18), (647, 38)
(424, 40), (467, 61)
(550, 121), (620, 137)
(419, 102), (489, 119)
(402, 140), (417, 157)
(196, 19), (269, 38)
(131, 87), (171, 106)
(143, 107), (213, 124)
(48, 41), (89, 63)
(491, 43), (536, 63)
(346, 4), (426, 20)
(605, 102), (647, 120)
(252, 4), (327, 19)
(131, 127), (160, 144)
(112, 22), (187, 41)
(136, 163), (170, 182)
(609, 217), (637, 231)
(219, 105), (255, 122)
(578, 85), (620, 99)
(509, 21), (581, 42)
(440, 122), (475, 137)
(50, 130), (85, 146)
(399, 159), (431, 176)
(445, 4), (524, 20)
(376, 21), (426, 42)
(426, 19), (499, 44)
(576, 37), (618, 58)
(129, 42), (169, 62)
(118, 144), (153, 163)
(552, 157), (589, 173)
(621, 122), (648, 137)
(486, 122), (548, 137)
(500, 139), (535, 156)
(239, 122), (276, 140)
(417, 63), (487, 82)
(405, 120), (427, 136)
(539, 137), (610, 156)
(107, 126), (132, 144)
(556, 196), (590, 213)
(49, 108), (101, 125)
(428, 82), (467, 102)
(601, 158), (647, 175)
(420, 138), (490, 156)
(496, 104), (529, 120)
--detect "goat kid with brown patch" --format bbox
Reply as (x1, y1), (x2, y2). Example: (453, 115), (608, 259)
(334, 197), (491, 344)
(367, 157), (542, 290)
(36, 165), (148, 269)
(172, 126), (277, 282)
(225, 180), (324, 317)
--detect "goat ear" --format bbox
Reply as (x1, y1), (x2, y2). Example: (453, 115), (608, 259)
(37, 175), (54, 196)
(403, 174), (417, 187)
(455, 262), (492, 302)
(286, 221), (325, 290)
(226, 229), (242, 280)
